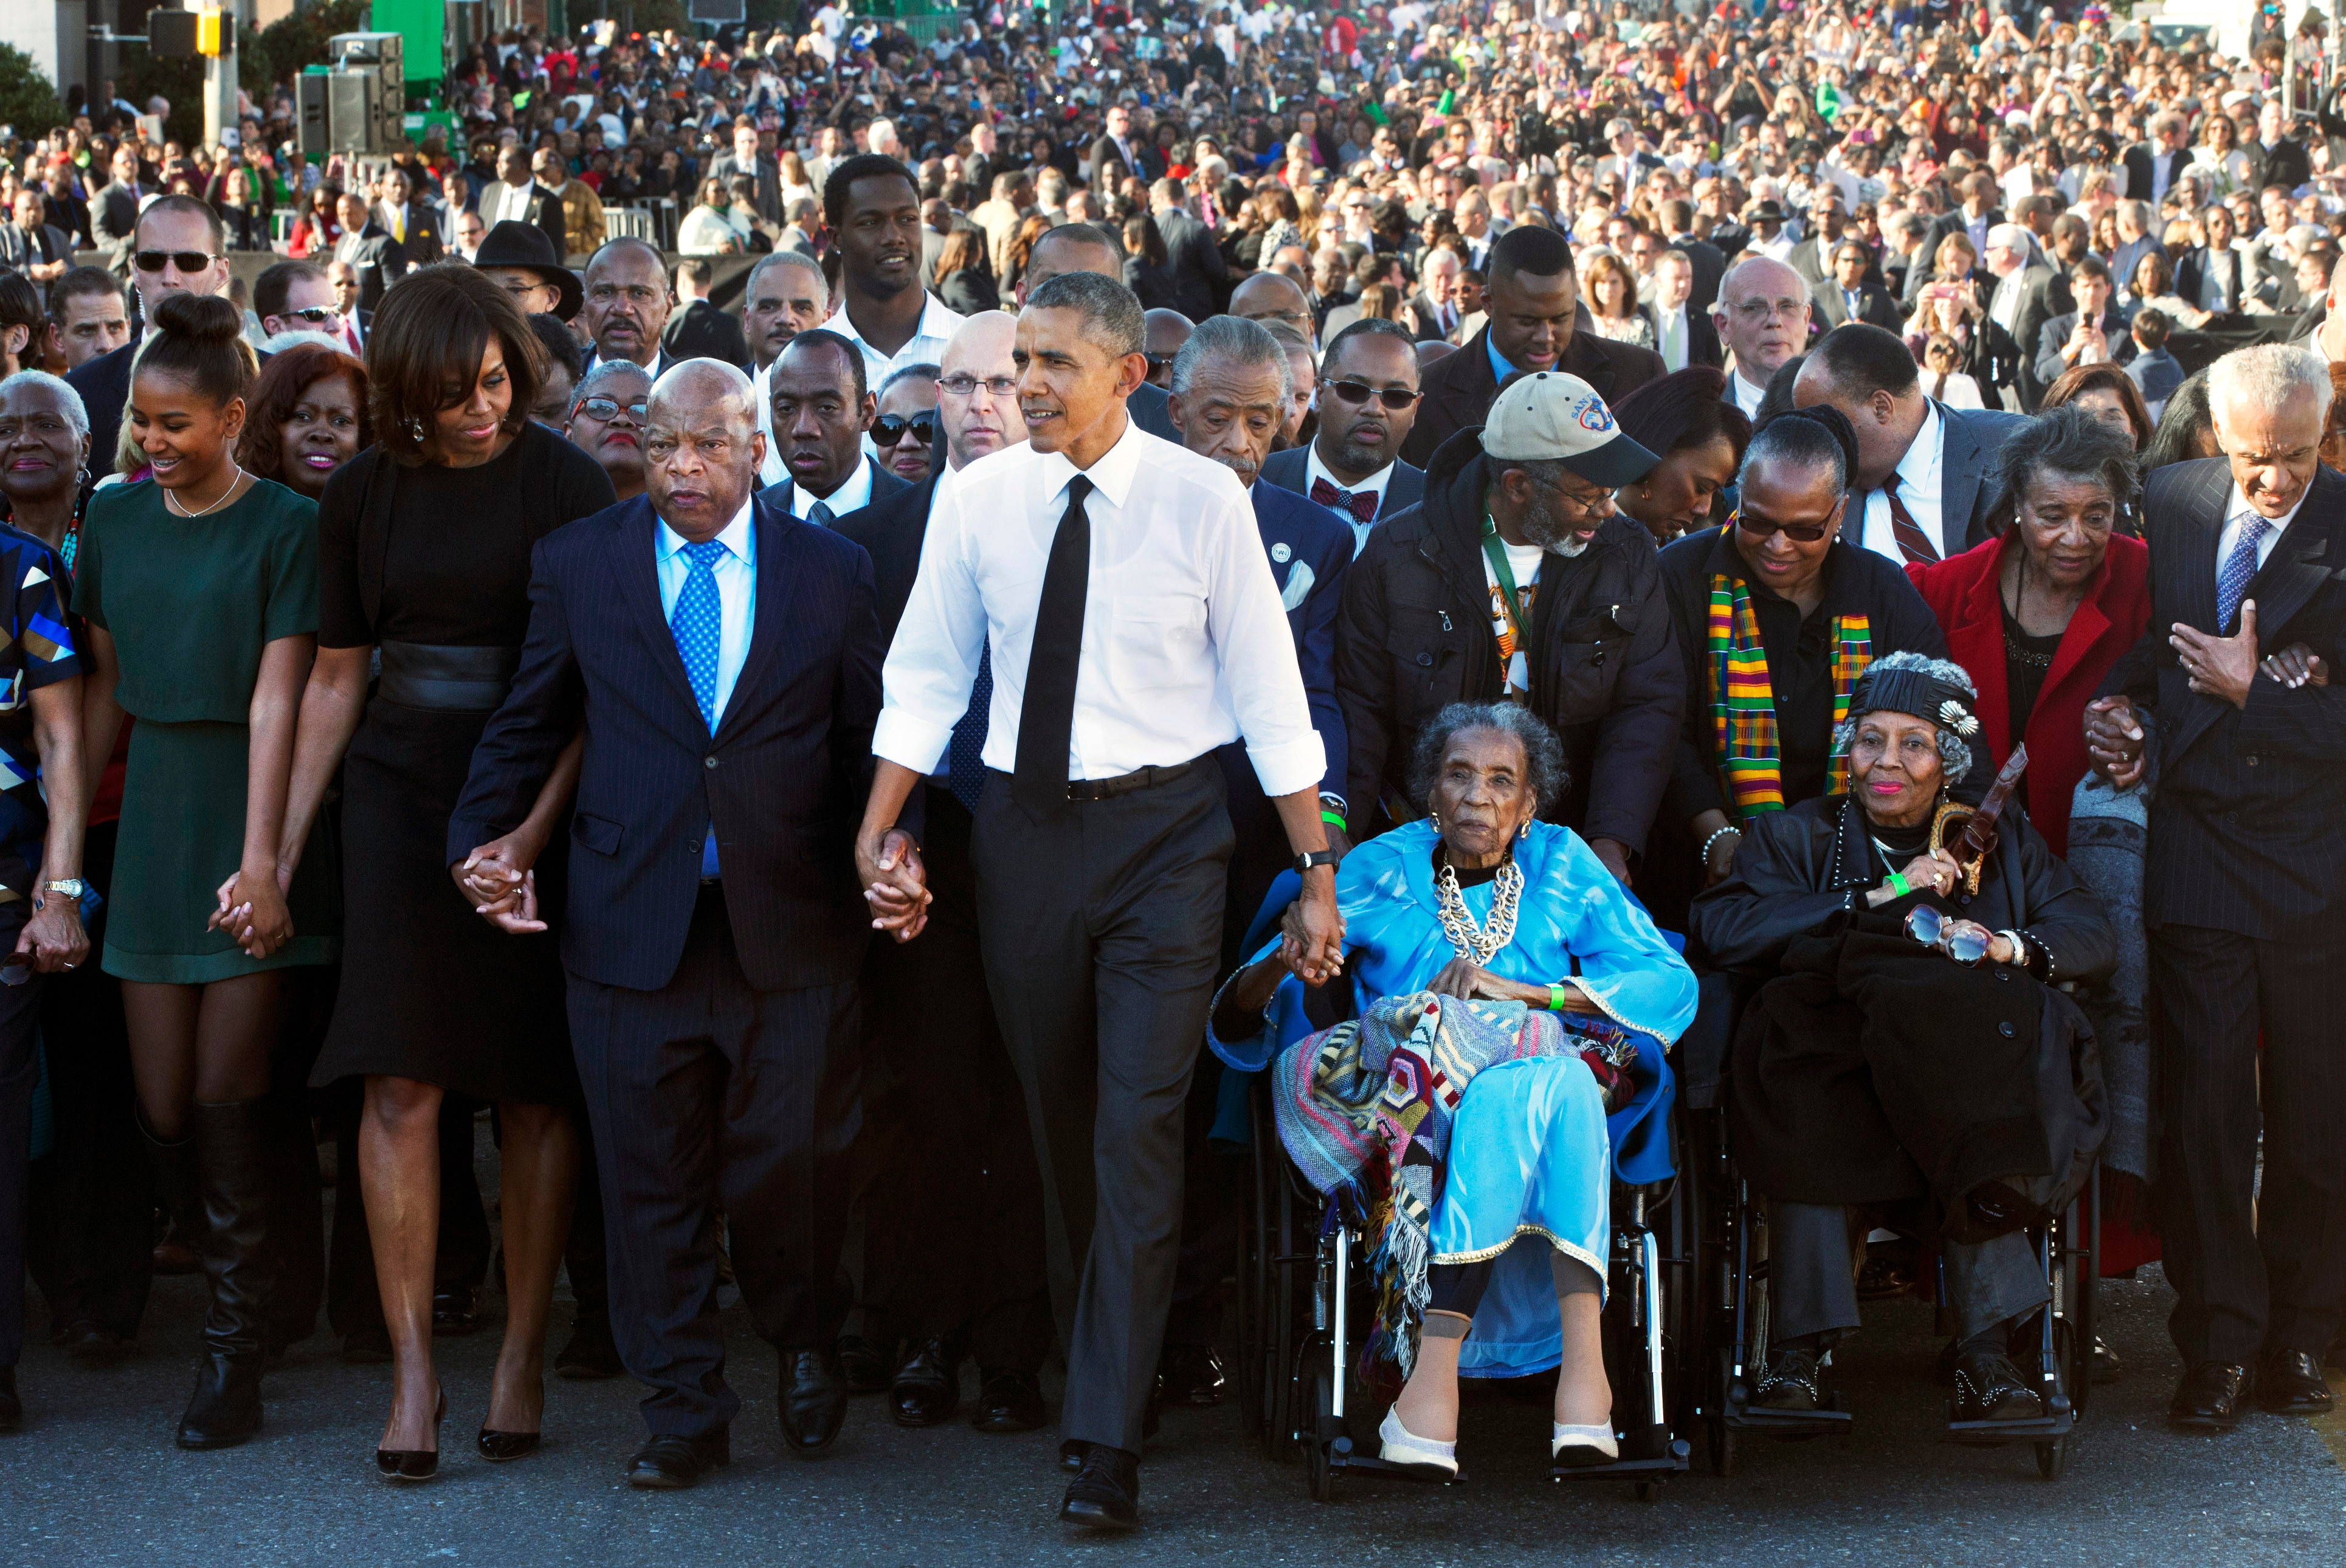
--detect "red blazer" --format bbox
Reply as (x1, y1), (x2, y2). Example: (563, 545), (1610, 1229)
(1907, 531), (2151, 858)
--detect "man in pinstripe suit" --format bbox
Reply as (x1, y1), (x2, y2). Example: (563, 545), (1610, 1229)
(449, 362), (920, 1486)
(2087, 345), (2346, 1434)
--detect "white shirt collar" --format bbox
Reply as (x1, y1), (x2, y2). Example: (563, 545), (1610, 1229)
(2223, 479), (2308, 544)
(793, 454), (874, 519)
(1731, 371), (1767, 415)
(657, 495), (756, 562)
(1897, 399), (1945, 492)
(1303, 441), (1394, 500)
(1036, 413), (1147, 510)
(821, 292), (959, 358)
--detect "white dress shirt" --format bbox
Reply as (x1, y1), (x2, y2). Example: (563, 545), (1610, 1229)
(2218, 481), (2306, 577)
(1303, 445), (1394, 558)
(1729, 371), (1767, 420)
(1860, 399), (1952, 562)
(782, 455), (875, 522)
(756, 292), (964, 484)
(493, 181), (534, 224)
(874, 419), (1324, 795)
(654, 498), (758, 727)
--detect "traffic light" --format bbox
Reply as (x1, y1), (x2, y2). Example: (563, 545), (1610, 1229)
(148, 9), (198, 57)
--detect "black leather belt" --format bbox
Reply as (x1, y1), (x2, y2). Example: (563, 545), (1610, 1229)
(377, 641), (522, 712)
(1064, 758), (1197, 802)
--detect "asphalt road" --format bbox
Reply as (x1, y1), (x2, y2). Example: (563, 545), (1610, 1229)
(7, 1209), (2346, 1566)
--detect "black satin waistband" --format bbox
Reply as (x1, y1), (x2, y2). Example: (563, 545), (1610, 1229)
(376, 641), (522, 712)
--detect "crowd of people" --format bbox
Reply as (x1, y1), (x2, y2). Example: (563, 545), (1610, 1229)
(0, 0), (2341, 1536)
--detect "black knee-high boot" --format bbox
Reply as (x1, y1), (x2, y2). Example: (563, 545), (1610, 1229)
(177, 1099), (278, 1449)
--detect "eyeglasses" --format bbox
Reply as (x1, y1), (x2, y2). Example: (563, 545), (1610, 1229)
(576, 396), (648, 422)
(938, 373), (1016, 398)
(1731, 507), (1832, 544)
(282, 306), (340, 324)
(1905, 905), (1990, 966)
(133, 249), (222, 273)
(1324, 379), (1421, 411)
(873, 411), (937, 446)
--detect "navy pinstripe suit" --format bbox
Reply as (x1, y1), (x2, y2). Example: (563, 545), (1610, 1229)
(2102, 456), (2346, 1369)
(450, 489), (888, 1438)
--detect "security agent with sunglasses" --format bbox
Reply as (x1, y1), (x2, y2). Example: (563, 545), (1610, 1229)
(1334, 371), (1680, 883)
(761, 328), (911, 528)
(1655, 407), (1957, 924)
(69, 195), (236, 477)
(1689, 651), (2114, 1426)
(1260, 319), (1428, 556)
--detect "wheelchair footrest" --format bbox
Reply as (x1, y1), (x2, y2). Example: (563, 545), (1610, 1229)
(1328, 1437), (1468, 1486)
(1725, 1401), (1854, 1434)
(1942, 1406), (2075, 1445)
(1548, 1438), (1691, 1483)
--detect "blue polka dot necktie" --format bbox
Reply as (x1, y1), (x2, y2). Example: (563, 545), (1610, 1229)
(670, 539), (728, 733)
(2216, 515), (2269, 634)
(945, 638), (992, 813)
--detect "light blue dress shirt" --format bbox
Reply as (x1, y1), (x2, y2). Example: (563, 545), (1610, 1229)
(1485, 331), (1522, 388)
(656, 499), (757, 876)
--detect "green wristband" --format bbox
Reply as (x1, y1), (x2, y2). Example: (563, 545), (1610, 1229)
(1548, 983), (1567, 1011)
(1885, 871), (1910, 898)
(1321, 809), (1346, 831)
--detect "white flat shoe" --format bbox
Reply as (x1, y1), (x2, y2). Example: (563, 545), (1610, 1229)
(1378, 1407), (1458, 1476)
(1551, 1421), (1618, 1466)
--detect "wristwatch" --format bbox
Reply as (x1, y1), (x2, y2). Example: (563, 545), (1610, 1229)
(40, 879), (86, 900)
(1292, 849), (1340, 874)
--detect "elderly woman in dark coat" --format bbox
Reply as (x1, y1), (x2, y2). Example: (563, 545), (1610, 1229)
(1689, 652), (2115, 1425)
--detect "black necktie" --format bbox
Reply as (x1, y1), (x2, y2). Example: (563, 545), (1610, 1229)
(1013, 474), (1094, 821)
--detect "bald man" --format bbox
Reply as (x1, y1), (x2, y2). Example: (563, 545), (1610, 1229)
(835, 312), (1054, 1434)
(1713, 254), (1813, 420)
(1010, 224), (1181, 440)
(450, 360), (908, 1486)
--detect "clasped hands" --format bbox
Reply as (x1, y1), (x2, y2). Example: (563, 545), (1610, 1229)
(2086, 604), (2330, 789)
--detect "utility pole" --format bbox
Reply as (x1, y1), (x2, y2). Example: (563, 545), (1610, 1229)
(200, 5), (240, 150)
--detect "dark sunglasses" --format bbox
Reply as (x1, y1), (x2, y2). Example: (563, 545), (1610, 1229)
(873, 412), (937, 446)
(1324, 379), (1421, 411)
(281, 306), (340, 325)
(577, 396), (649, 421)
(1906, 905), (1990, 966)
(133, 249), (221, 273)
(1730, 506), (1831, 544)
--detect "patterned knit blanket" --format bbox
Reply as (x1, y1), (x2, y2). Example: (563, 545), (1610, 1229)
(1271, 991), (1630, 1375)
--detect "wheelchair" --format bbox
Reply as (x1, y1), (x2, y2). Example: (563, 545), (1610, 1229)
(1677, 974), (2102, 1483)
(1229, 1065), (1696, 1504)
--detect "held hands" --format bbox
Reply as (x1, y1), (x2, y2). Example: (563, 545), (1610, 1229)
(452, 829), (547, 934)
(2083, 694), (2146, 789)
(1589, 837), (1634, 886)
(2170, 600), (2258, 710)
(209, 864), (294, 959)
(2259, 640), (2330, 690)
(1275, 881), (1348, 987)
(855, 826), (931, 944)
(16, 890), (88, 974)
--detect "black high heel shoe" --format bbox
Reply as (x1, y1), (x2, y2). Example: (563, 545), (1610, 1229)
(478, 1376), (545, 1462)
(376, 1386), (447, 1482)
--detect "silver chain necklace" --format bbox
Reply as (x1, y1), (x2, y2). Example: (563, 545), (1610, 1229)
(165, 461), (244, 519)
(1435, 857), (1523, 964)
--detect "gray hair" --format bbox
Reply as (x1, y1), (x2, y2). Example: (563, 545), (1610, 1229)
(1168, 314), (1292, 406)
(1405, 701), (1570, 816)
(878, 361), (940, 401)
(2207, 343), (2333, 430)
(0, 371), (87, 441)
(1025, 270), (1144, 358)
(1988, 402), (2139, 528)
(578, 357), (654, 401)
(748, 247), (827, 296)
(1831, 651), (1977, 778)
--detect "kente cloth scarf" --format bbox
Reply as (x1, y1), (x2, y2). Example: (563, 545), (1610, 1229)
(1705, 567), (1873, 818)
(1271, 992), (1635, 1375)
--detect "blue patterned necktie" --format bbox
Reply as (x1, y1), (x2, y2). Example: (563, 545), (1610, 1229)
(670, 539), (728, 731)
(2216, 514), (2270, 634)
(945, 638), (993, 813)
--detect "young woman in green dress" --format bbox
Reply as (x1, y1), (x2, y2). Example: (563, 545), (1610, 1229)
(75, 291), (336, 1451)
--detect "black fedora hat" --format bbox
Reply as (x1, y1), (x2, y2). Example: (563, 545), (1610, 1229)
(472, 221), (583, 320)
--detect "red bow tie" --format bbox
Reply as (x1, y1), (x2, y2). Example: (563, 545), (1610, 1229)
(1311, 475), (1378, 525)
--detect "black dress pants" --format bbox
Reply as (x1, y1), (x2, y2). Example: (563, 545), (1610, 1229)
(972, 761), (1233, 1456)
(567, 889), (861, 1440)
(2150, 922), (2346, 1366)
(861, 790), (1052, 1372)
(0, 903), (43, 1368)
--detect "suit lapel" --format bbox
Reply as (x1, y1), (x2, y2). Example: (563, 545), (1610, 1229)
(1937, 404), (1983, 552)
(2162, 463), (2247, 761)
(2241, 466), (2343, 637)
(611, 500), (703, 720)
(717, 497), (804, 741)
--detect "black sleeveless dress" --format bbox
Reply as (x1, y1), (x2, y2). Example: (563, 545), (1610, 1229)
(307, 424), (617, 1101)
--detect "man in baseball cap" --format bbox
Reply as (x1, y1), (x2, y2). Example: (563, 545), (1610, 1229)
(1339, 366), (1677, 885)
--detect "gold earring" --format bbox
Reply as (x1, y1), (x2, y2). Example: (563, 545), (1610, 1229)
(1430, 810), (1441, 828)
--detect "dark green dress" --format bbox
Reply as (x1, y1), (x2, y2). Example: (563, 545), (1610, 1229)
(74, 476), (337, 983)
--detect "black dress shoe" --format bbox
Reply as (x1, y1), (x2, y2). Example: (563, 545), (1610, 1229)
(780, 1349), (849, 1456)
(626, 1429), (730, 1490)
(972, 1369), (1046, 1433)
(431, 1285), (480, 1338)
(1154, 1343), (1226, 1407)
(1952, 1350), (2041, 1422)
(375, 1386), (447, 1482)
(58, 1322), (129, 1366)
(0, 1367), (19, 1432)
(2168, 1361), (2252, 1431)
(2260, 1349), (2333, 1416)
(890, 1338), (962, 1428)
(2091, 1335), (2123, 1386)
(1753, 1347), (1821, 1411)
(835, 1333), (893, 1394)
(1060, 1443), (1140, 1531)
(555, 1316), (624, 1381)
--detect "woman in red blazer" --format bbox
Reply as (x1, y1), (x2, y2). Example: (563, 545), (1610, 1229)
(1906, 408), (2151, 858)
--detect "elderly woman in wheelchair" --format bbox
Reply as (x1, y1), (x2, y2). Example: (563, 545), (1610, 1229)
(1209, 702), (1697, 1476)
(1689, 654), (2114, 1425)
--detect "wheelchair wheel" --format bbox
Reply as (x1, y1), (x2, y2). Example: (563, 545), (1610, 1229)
(1233, 1085), (1272, 1441)
(1706, 1349), (1737, 1478)
(2035, 1434), (2068, 1481)
(1306, 1357), (1337, 1503)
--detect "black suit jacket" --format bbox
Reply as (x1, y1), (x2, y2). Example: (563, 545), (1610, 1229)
(835, 468), (942, 639)
(0, 221), (70, 274)
(1810, 278), (1901, 332)
(334, 222), (408, 314)
(1400, 325), (1666, 469)
(67, 339), (134, 477)
(2248, 137), (2311, 196)
(660, 297), (751, 368)
(2175, 246), (2252, 316)
(448, 492), (888, 992)
(1258, 446), (1427, 527)
(1128, 379), (1180, 442)
(1667, 235), (1727, 313)
(1086, 133), (1157, 194)
(1154, 206), (1227, 320)
(2032, 306), (2136, 389)
(767, 456), (911, 530)
(2102, 458), (2346, 936)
